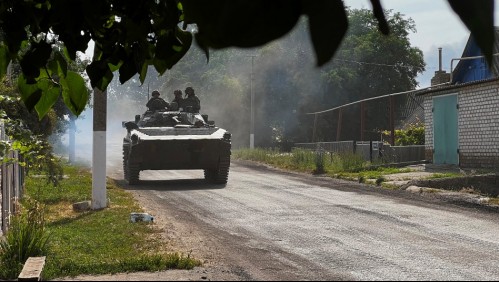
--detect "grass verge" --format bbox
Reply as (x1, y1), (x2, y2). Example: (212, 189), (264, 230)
(5, 162), (200, 280)
(233, 148), (413, 183)
(425, 172), (462, 179)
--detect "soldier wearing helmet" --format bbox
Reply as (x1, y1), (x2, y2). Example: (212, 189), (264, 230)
(169, 89), (184, 111)
(183, 86), (200, 113)
(146, 90), (169, 111)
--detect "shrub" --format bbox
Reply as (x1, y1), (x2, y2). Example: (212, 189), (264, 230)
(0, 199), (50, 280)
(358, 175), (366, 183)
(382, 120), (425, 146)
(313, 149), (325, 174)
(375, 176), (386, 186)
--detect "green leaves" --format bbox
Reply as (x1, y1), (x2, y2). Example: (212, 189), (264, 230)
(153, 27), (193, 75)
(60, 71), (89, 117)
(47, 51), (68, 79)
(86, 60), (114, 91)
(0, 0), (496, 121)
(18, 72), (58, 119)
(18, 67), (88, 119)
(369, 0), (390, 35)
(19, 41), (53, 84)
(184, 0), (302, 48)
(302, 1), (349, 66)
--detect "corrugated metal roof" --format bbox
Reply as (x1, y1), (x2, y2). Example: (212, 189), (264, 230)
(452, 27), (499, 82)
(418, 28), (499, 96)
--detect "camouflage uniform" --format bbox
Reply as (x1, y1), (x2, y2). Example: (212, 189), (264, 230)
(146, 91), (169, 111)
(183, 87), (200, 113)
(170, 90), (185, 110)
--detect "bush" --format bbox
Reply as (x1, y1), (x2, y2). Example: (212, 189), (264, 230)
(358, 175), (366, 183)
(382, 120), (425, 146)
(0, 199), (50, 280)
(375, 176), (386, 186)
(313, 149), (326, 174)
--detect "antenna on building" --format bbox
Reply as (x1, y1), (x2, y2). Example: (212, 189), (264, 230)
(438, 47), (443, 72)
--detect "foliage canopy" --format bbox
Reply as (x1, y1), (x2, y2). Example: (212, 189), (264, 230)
(0, 0), (495, 118)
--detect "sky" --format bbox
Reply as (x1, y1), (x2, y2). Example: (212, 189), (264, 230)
(344, 0), (499, 88)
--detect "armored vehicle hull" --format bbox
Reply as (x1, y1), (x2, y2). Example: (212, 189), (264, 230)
(122, 110), (231, 185)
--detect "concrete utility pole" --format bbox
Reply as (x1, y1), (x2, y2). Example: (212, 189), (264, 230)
(92, 88), (107, 210)
(68, 115), (76, 163)
(247, 55), (256, 148)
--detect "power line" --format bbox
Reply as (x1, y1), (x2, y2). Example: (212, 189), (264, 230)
(332, 58), (420, 69)
(306, 82), (449, 115)
(332, 58), (451, 72)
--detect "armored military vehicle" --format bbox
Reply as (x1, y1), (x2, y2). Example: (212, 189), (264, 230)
(122, 107), (231, 185)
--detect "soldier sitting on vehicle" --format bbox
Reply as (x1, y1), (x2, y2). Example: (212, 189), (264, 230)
(183, 86), (200, 113)
(169, 89), (184, 111)
(146, 90), (169, 111)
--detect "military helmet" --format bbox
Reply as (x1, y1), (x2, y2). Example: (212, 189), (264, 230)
(185, 87), (194, 96)
(152, 90), (160, 97)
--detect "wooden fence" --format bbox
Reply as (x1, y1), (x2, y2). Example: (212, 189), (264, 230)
(0, 121), (24, 235)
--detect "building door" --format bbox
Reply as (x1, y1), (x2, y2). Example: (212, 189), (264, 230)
(433, 94), (459, 165)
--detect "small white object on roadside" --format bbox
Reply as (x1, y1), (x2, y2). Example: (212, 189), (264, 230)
(73, 200), (91, 211)
(130, 212), (154, 223)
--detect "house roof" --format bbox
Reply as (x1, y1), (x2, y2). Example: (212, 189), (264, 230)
(416, 76), (499, 96)
(452, 27), (499, 83)
(417, 27), (499, 96)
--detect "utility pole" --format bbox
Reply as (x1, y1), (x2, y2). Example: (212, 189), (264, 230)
(248, 55), (256, 149)
(147, 80), (151, 101)
(68, 114), (76, 163)
(92, 87), (107, 210)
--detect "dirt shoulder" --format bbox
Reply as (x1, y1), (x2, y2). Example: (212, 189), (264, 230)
(381, 164), (498, 208)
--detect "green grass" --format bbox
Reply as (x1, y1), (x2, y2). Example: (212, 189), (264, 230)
(488, 197), (499, 205)
(354, 167), (412, 180)
(233, 148), (414, 184)
(0, 199), (50, 279)
(233, 148), (317, 172)
(425, 172), (462, 179)
(10, 162), (201, 280)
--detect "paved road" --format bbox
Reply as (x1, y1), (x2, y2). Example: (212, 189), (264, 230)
(108, 158), (499, 281)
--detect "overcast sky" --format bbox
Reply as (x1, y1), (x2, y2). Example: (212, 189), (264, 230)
(344, 0), (499, 88)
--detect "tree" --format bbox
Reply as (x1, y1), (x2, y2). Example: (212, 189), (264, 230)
(0, 0), (494, 120)
(243, 8), (424, 147)
(311, 8), (426, 142)
(0, 78), (63, 185)
(0, 45), (90, 184)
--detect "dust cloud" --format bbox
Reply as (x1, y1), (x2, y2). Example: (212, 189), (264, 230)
(55, 17), (329, 168)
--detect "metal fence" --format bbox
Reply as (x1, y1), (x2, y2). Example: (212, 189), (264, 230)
(294, 141), (425, 164)
(1, 121), (24, 234)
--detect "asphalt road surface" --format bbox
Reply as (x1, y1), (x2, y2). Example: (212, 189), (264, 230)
(103, 155), (499, 281)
